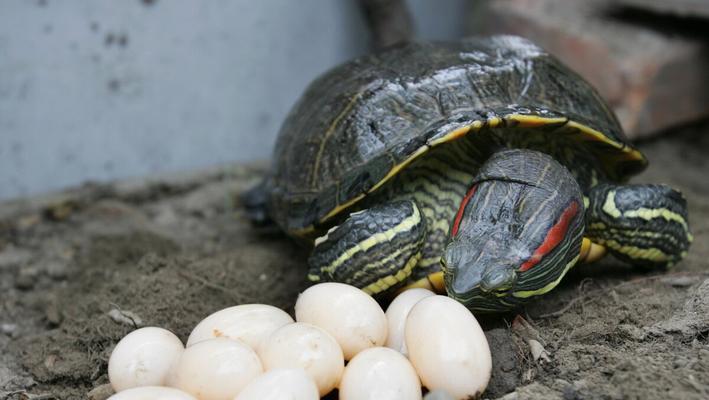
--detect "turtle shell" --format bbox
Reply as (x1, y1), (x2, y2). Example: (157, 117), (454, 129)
(267, 35), (647, 236)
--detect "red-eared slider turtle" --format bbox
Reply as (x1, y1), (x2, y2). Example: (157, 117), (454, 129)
(245, 35), (692, 312)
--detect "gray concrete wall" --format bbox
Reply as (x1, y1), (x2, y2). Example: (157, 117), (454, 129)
(0, 0), (468, 200)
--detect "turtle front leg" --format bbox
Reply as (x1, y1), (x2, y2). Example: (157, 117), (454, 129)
(308, 200), (427, 295)
(585, 184), (692, 268)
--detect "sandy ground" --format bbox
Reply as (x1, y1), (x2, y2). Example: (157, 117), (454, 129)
(1, 122), (708, 400)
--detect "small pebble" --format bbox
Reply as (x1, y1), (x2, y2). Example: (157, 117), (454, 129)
(661, 275), (700, 288)
(528, 339), (550, 363)
(1, 323), (17, 336)
(108, 309), (143, 327)
(87, 383), (114, 400)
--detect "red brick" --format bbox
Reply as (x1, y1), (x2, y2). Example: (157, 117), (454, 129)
(615, 0), (709, 19)
(470, 0), (709, 138)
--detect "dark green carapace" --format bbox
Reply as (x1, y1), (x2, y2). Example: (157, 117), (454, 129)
(246, 35), (692, 312)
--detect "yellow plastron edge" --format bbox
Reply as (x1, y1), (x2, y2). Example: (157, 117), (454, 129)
(291, 114), (646, 239)
(397, 271), (446, 294)
(579, 237), (607, 264)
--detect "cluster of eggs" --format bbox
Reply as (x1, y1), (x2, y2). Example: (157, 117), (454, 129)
(107, 283), (492, 400)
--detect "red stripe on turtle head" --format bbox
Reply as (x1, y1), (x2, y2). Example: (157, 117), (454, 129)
(451, 184), (478, 237)
(519, 200), (580, 272)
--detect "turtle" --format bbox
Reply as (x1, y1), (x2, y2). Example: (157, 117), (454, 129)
(245, 35), (692, 312)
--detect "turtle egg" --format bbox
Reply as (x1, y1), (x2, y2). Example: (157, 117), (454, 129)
(295, 282), (387, 360)
(108, 327), (184, 392)
(259, 322), (344, 396)
(405, 295), (492, 399)
(107, 386), (197, 400)
(186, 304), (293, 350)
(385, 288), (435, 355)
(339, 347), (422, 400)
(235, 368), (319, 400)
(169, 337), (263, 400)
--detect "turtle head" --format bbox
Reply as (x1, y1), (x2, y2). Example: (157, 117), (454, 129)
(442, 149), (585, 312)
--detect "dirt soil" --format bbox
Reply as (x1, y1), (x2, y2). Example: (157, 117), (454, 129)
(1, 122), (708, 400)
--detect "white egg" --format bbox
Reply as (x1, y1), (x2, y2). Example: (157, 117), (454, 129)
(186, 304), (293, 351)
(339, 347), (422, 400)
(295, 282), (387, 360)
(384, 288), (435, 355)
(405, 296), (491, 399)
(107, 386), (197, 400)
(169, 337), (263, 400)
(108, 327), (184, 392)
(259, 322), (344, 396)
(234, 368), (319, 400)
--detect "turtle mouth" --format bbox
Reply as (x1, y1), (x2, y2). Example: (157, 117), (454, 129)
(441, 240), (521, 311)
(445, 282), (518, 313)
